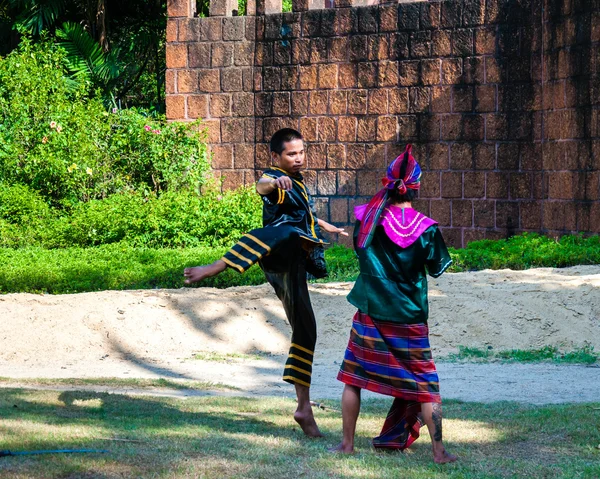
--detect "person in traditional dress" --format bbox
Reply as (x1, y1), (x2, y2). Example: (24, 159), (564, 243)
(184, 128), (347, 437)
(332, 144), (457, 463)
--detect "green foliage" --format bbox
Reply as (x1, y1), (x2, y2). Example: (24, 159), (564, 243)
(0, 244), (265, 294)
(3, 0), (167, 110)
(0, 185), (263, 249)
(496, 346), (559, 362)
(0, 241), (355, 294)
(6, 0), (68, 36)
(56, 21), (121, 85)
(316, 244), (359, 283)
(0, 183), (59, 247)
(448, 346), (494, 360)
(62, 186), (263, 248)
(0, 182), (53, 224)
(446, 344), (598, 365)
(449, 233), (600, 271)
(0, 39), (209, 205)
(3, 231), (600, 294)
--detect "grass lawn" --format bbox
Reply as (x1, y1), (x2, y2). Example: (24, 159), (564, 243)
(0, 377), (238, 391)
(442, 345), (599, 365)
(2, 233), (599, 294)
(0, 388), (598, 478)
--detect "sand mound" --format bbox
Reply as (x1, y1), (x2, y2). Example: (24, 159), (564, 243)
(1, 266), (599, 381)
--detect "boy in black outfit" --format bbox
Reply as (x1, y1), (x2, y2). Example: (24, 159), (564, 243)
(184, 128), (347, 437)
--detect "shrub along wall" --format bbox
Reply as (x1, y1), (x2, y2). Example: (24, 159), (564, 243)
(166, 0), (600, 247)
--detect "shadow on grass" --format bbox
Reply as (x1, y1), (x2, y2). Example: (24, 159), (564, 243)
(0, 389), (286, 477)
(1, 389), (599, 478)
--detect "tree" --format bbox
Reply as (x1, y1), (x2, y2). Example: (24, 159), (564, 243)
(0, 0), (167, 111)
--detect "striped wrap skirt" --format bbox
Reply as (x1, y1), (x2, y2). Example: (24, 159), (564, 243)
(337, 311), (441, 450)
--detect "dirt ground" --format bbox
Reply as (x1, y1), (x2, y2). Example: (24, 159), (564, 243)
(1, 265), (599, 403)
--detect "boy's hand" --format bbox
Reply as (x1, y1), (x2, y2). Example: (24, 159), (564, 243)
(271, 175), (293, 191)
(324, 224), (349, 236)
(256, 175), (292, 195)
(318, 219), (349, 236)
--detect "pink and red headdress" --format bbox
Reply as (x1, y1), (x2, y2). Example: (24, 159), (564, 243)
(356, 144), (422, 249)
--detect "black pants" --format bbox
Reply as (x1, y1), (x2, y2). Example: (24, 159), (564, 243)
(222, 226), (317, 387)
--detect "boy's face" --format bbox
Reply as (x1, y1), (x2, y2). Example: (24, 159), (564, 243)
(272, 139), (305, 175)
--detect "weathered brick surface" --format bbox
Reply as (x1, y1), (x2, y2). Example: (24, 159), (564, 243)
(177, 70), (198, 93)
(330, 197), (349, 223)
(166, 0), (600, 245)
(452, 199), (473, 226)
(187, 95), (208, 118)
(166, 43), (187, 69)
(209, 93), (232, 117)
(442, 171), (462, 198)
(167, 0), (189, 17)
(473, 199), (495, 227)
(166, 95), (185, 119)
(211, 144), (234, 169)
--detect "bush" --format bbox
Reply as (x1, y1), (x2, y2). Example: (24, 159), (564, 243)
(0, 183), (59, 247)
(0, 244), (264, 294)
(450, 233), (600, 271)
(0, 38), (209, 205)
(0, 183), (53, 225)
(0, 185), (263, 249)
(62, 186), (263, 248)
(0, 243), (352, 294)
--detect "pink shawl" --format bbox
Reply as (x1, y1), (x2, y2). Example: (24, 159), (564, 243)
(354, 204), (437, 248)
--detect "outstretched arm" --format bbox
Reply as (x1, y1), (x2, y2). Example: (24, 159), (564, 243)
(256, 175), (293, 195)
(318, 218), (348, 236)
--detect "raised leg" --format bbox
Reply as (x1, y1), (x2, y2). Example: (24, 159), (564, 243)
(183, 259), (226, 284)
(421, 402), (457, 464)
(331, 384), (361, 453)
(294, 384), (323, 437)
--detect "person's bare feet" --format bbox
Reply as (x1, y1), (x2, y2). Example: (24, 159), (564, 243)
(433, 448), (458, 464)
(183, 260), (226, 284)
(294, 410), (324, 438)
(329, 443), (354, 454)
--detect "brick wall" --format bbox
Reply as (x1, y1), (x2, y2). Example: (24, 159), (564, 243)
(166, 0), (600, 247)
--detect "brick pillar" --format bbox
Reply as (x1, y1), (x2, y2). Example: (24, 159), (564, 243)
(210, 0), (239, 17)
(256, 0), (282, 15)
(167, 0), (195, 17)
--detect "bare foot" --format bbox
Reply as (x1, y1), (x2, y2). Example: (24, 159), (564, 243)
(294, 410), (324, 438)
(183, 260), (226, 284)
(433, 448), (458, 464)
(328, 443), (354, 454)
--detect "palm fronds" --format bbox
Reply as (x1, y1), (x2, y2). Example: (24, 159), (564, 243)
(7, 0), (67, 35)
(56, 21), (121, 84)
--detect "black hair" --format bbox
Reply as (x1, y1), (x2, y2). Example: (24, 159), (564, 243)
(388, 150), (418, 204)
(269, 128), (303, 154)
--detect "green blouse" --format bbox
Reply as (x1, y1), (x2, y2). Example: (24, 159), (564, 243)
(347, 222), (452, 324)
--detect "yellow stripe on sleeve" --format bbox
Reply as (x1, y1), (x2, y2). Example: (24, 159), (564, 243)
(245, 234), (271, 252)
(237, 241), (262, 258)
(229, 249), (253, 265)
(221, 256), (244, 273)
(278, 189), (286, 205)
